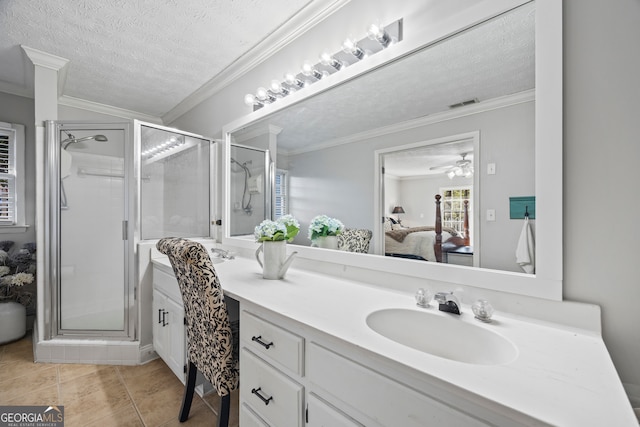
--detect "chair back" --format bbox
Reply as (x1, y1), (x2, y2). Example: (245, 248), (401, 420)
(156, 238), (238, 396)
(338, 228), (373, 253)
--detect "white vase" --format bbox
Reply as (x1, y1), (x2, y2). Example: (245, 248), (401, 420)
(255, 240), (297, 280)
(315, 235), (338, 250)
(0, 302), (26, 344)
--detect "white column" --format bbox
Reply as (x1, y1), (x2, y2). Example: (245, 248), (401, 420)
(22, 46), (69, 342)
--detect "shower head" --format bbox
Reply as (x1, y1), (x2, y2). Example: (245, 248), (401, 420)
(61, 132), (108, 150)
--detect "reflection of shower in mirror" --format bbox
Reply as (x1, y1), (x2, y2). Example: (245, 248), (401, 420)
(231, 157), (253, 215)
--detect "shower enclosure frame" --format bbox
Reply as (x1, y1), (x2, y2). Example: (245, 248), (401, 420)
(228, 143), (273, 237)
(44, 120), (136, 339)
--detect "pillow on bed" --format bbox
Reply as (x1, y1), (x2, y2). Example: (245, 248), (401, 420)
(383, 217), (393, 232)
(391, 224), (407, 230)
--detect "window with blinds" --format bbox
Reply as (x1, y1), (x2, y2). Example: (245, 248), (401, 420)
(274, 169), (288, 218)
(0, 127), (16, 225)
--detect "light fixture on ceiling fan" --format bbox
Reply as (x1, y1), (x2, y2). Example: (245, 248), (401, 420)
(430, 153), (474, 179)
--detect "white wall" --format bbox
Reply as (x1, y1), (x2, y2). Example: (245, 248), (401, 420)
(563, 0), (640, 388)
(167, 0), (640, 387)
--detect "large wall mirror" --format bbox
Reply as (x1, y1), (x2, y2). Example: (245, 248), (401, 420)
(223, 0), (562, 300)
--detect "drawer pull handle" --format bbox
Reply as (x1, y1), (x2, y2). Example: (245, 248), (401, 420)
(251, 387), (273, 405)
(162, 310), (168, 327)
(251, 335), (273, 349)
(158, 308), (163, 324)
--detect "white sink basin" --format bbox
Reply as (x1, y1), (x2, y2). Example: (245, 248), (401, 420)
(366, 308), (517, 365)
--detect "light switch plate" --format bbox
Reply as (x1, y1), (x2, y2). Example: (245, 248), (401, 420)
(487, 163), (496, 175)
(486, 209), (496, 221)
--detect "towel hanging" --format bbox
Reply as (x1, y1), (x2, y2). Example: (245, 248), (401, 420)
(515, 217), (535, 274)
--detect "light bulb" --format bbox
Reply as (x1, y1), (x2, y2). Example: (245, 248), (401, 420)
(319, 52), (343, 70)
(447, 170), (456, 179)
(244, 93), (257, 106)
(256, 87), (268, 101)
(367, 22), (391, 47)
(342, 38), (365, 59)
(270, 80), (289, 96)
(284, 72), (304, 87)
(301, 61), (323, 80)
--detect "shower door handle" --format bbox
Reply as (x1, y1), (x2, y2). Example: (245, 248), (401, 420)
(122, 220), (128, 240)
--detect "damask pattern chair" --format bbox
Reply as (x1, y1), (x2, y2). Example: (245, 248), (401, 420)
(338, 228), (373, 253)
(156, 238), (239, 427)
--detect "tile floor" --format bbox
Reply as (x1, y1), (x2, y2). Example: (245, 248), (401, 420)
(0, 333), (239, 426)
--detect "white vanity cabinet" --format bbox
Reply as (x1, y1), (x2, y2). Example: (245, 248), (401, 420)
(239, 304), (527, 427)
(152, 266), (186, 382)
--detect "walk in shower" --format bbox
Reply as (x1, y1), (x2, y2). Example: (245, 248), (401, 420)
(45, 121), (134, 338)
(43, 121), (212, 343)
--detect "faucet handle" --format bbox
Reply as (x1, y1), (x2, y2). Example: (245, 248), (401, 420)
(472, 299), (494, 322)
(415, 288), (432, 308)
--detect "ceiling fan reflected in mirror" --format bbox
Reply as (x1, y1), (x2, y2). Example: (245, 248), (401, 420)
(430, 153), (474, 179)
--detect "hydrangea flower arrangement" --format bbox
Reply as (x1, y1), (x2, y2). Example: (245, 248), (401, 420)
(254, 215), (300, 242)
(0, 241), (36, 310)
(308, 215), (345, 240)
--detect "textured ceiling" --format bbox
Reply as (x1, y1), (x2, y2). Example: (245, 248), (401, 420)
(0, 0), (312, 118)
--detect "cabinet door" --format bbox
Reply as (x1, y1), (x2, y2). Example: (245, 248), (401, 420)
(308, 343), (491, 427)
(152, 290), (167, 360)
(307, 393), (363, 427)
(165, 296), (186, 382)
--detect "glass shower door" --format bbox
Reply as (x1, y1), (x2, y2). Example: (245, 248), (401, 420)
(57, 123), (130, 333)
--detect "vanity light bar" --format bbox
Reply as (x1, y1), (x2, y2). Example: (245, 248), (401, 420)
(244, 19), (403, 110)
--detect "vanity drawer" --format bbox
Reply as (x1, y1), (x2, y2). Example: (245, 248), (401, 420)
(153, 267), (182, 303)
(307, 342), (491, 427)
(307, 393), (363, 427)
(240, 403), (270, 427)
(241, 348), (304, 427)
(241, 310), (304, 375)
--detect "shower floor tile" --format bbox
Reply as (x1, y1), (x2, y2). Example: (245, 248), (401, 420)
(0, 333), (239, 427)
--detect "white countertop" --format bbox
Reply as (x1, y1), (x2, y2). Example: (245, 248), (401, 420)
(152, 254), (637, 426)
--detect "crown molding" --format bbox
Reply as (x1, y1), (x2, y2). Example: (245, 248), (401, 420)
(233, 124), (283, 144)
(282, 89), (535, 156)
(162, 0), (351, 124)
(58, 95), (163, 124)
(0, 82), (33, 99)
(21, 45), (68, 71)
(21, 45), (70, 97)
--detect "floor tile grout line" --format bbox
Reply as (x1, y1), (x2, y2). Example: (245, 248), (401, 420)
(115, 365), (148, 427)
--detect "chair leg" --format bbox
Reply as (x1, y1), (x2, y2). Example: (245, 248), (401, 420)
(217, 393), (231, 427)
(179, 361), (198, 422)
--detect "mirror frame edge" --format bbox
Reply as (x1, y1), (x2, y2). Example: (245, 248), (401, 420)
(222, 0), (563, 301)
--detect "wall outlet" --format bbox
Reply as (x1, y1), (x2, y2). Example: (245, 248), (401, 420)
(486, 209), (496, 221)
(487, 163), (496, 175)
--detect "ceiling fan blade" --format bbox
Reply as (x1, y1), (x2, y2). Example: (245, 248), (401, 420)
(429, 164), (454, 171)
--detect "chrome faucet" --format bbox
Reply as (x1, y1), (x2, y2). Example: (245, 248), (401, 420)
(435, 292), (461, 315)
